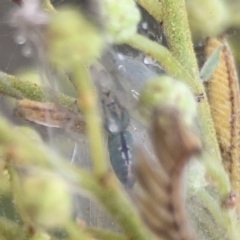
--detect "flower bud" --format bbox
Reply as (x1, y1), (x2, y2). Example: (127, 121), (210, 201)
(139, 76), (197, 127)
(102, 0), (140, 43)
(47, 7), (103, 69)
(18, 172), (72, 228)
(186, 0), (229, 40)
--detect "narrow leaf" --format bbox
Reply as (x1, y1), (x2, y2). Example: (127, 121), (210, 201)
(200, 45), (222, 81)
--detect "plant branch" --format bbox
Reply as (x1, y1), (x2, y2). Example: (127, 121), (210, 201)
(196, 188), (240, 240)
(0, 71), (76, 110)
(65, 222), (94, 240)
(86, 227), (127, 240)
(80, 174), (152, 240)
(126, 34), (201, 93)
(71, 64), (109, 177)
(161, 0), (199, 79)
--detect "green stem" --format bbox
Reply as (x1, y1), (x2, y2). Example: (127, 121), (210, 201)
(0, 72), (76, 110)
(160, 0), (228, 203)
(196, 188), (240, 240)
(202, 152), (231, 198)
(79, 174), (152, 240)
(71, 64), (108, 176)
(71, 64), (109, 177)
(135, 0), (162, 22)
(127, 34), (201, 93)
(161, 0), (199, 79)
(65, 222), (93, 240)
(86, 227), (127, 240)
(198, 99), (223, 165)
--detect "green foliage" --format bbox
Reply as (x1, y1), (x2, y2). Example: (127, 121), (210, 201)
(200, 46), (222, 81)
(102, 0), (141, 43)
(1, 0), (240, 239)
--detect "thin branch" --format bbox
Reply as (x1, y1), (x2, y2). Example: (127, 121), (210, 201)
(0, 71), (77, 110)
(161, 0), (199, 79)
(126, 34), (201, 93)
(196, 188), (240, 240)
(65, 222), (95, 240)
(71, 64), (109, 177)
(86, 227), (127, 240)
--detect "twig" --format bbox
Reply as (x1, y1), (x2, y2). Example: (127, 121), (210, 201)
(161, 0), (199, 79)
(65, 222), (95, 240)
(196, 188), (240, 240)
(71, 64), (109, 177)
(0, 71), (76, 110)
(86, 227), (127, 240)
(126, 34), (201, 93)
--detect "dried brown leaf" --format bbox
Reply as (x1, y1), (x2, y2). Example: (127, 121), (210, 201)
(15, 99), (86, 133)
(135, 107), (201, 240)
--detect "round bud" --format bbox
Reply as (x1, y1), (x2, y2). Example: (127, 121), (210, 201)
(19, 173), (72, 228)
(139, 75), (197, 127)
(47, 7), (103, 69)
(186, 0), (229, 40)
(102, 0), (140, 43)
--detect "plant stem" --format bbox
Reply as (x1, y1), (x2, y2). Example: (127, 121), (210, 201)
(135, 0), (162, 22)
(71, 64), (109, 177)
(79, 173), (152, 240)
(86, 227), (127, 240)
(0, 71), (76, 110)
(197, 188), (240, 240)
(161, 0), (199, 79)
(66, 222), (94, 240)
(127, 34), (201, 93)
(198, 99), (222, 164)
(202, 152), (231, 197)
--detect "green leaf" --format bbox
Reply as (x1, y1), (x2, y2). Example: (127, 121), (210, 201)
(200, 46), (222, 81)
